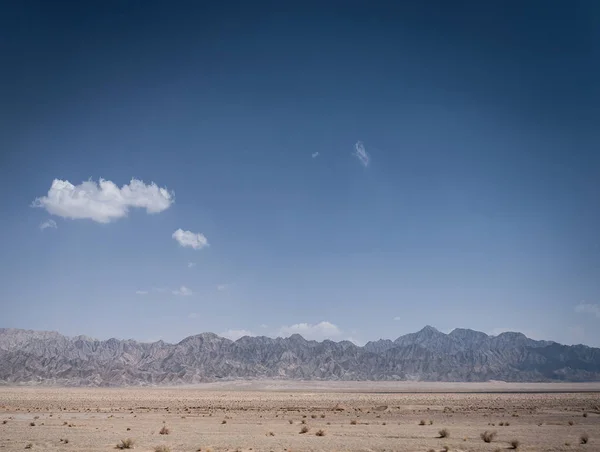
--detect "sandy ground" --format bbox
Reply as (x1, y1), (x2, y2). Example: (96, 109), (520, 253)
(1, 382), (599, 452)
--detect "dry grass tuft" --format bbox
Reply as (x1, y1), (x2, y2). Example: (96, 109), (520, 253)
(438, 428), (450, 438)
(29, 422), (35, 427)
(267, 431), (275, 436)
(311, 414), (317, 419)
(116, 438), (135, 449)
(154, 446), (170, 452)
(159, 426), (170, 435)
(480, 430), (497, 443)
(350, 419), (357, 425)
(300, 426), (309, 434)
(221, 420), (227, 424)
(419, 419), (426, 425)
(320, 414), (325, 418)
(441, 446), (449, 452)
(580, 433), (589, 444)
(301, 419), (306, 424)
(568, 420), (574, 426)
(315, 429), (325, 436)
(288, 419), (293, 424)
(583, 412), (588, 417)
(510, 439), (520, 449)
(25, 444), (33, 449)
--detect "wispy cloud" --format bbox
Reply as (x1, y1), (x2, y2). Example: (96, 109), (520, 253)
(32, 178), (174, 223)
(172, 229), (209, 250)
(217, 284), (228, 291)
(260, 324), (268, 329)
(312, 152), (319, 158)
(276, 321), (342, 341)
(135, 290), (149, 295)
(575, 302), (600, 318)
(188, 312), (198, 319)
(187, 262), (196, 268)
(173, 286), (193, 296)
(39, 219), (57, 230)
(354, 141), (370, 167)
(220, 329), (255, 341)
(393, 316), (401, 321)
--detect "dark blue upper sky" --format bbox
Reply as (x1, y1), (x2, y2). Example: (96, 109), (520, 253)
(1, 0), (599, 345)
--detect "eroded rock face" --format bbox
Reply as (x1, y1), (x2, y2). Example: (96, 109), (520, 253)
(1, 326), (599, 386)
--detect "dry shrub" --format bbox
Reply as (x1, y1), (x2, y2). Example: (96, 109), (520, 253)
(429, 420), (433, 425)
(419, 419), (426, 425)
(29, 422), (35, 427)
(300, 426), (309, 434)
(154, 447), (170, 452)
(288, 419), (293, 424)
(510, 439), (520, 449)
(301, 419), (306, 424)
(350, 419), (357, 425)
(315, 429), (325, 436)
(267, 431), (275, 436)
(568, 420), (574, 426)
(480, 430), (497, 443)
(441, 446), (449, 452)
(583, 412), (588, 417)
(320, 414), (325, 418)
(25, 444), (33, 449)
(311, 414), (317, 419)
(116, 438), (135, 449)
(438, 428), (450, 438)
(2, 420), (7, 424)
(580, 433), (589, 444)
(159, 426), (170, 435)
(221, 420), (226, 424)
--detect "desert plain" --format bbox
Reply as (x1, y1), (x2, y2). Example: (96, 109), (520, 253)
(1, 381), (599, 452)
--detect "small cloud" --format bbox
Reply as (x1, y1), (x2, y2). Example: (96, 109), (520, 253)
(173, 286), (193, 296)
(353, 141), (370, 167)
(312, 152), (319, 158)
(32, 178), (174, 223)
(187, 262), (196, 268)
(575, 302), (600, 318)
(220, 329), (255, 341)
(217, 284), (228, 291)
(276, 321), (342, 341)
(172, 228), (209, 250)
(188, 312), (198, 319)
(260, 324), (268, 329)
(393, 316), (401, 321)
(39, 219), (57, 230)
(135, 290), (148, 295)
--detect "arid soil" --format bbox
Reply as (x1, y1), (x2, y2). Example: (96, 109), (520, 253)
(1, 382), (599, 452)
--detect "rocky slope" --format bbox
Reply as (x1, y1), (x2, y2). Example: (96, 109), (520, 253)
(1, 326), (599, 386)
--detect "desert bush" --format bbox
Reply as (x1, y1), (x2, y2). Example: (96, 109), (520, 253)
(438, 428), (449, 438)
(221, 420), (226, 424)
(288, 419), (293, 424)
(441, 446), (449, 452)
(300, 426), (309, 434)
(311, 414), (317, 419)
(2, 420), (7, 424)
(116, 438), (135, 449)
(267, 431), (274, 436)
(29, 422), (35, 427)
(320, 414), (325, 418)
(25, 444), (32, 449)
(480, 430), (497, 442)
(301, 419), (306, 424)
(159, 426), (170, 435)
(419, 419), (426, 425)
(154, 447), (170, 452)
(580, 433), (589, 444)
(510, 439), (520, 449)
(568, 420), (574, 425)
(315, 429), (325, 436)
(350, 419), (357, 425)
(583, 412), (588, 417)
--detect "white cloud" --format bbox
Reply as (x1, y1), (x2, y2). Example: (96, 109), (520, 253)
(276, 321), (342, 341)
(187, 262), (196, 268)
(393, 316), (401, 321)
(135, 290), (148, 295)
(575, 302), (600, 318)
(188, 312), (198, 319)
(173, 286), (192, 296)
(217, 284), (227, 291)
(260, 324), (268, 329)
(32, 178), (174, 223)
(312, 152), (319, 158)
(172, 229), (209, 250)
(221, 329), (255, 341)
(354, 141), (370, 167)
(39, 219), (57, 230)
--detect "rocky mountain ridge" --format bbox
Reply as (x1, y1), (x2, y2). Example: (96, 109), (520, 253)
(1, 326), (599, 386)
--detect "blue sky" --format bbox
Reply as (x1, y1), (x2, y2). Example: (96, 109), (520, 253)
(1, 1), (599, 346)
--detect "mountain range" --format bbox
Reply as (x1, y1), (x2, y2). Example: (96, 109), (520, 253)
(1, 326), (599, 386)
